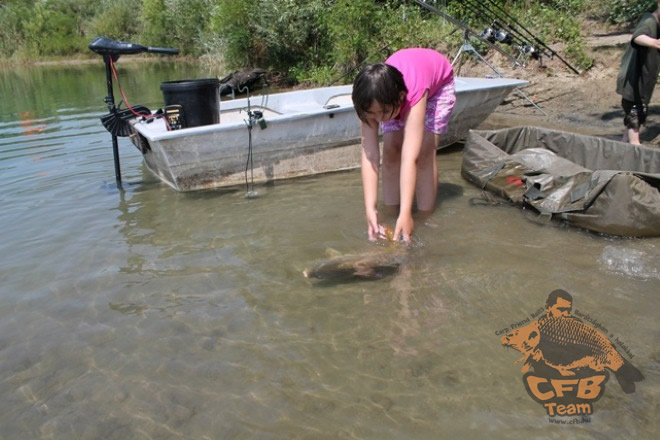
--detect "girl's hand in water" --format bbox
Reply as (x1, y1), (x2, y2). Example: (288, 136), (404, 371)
(394, 213), (414, 243)
(366, 209), (380, 241)
(377, 224), (395, 242)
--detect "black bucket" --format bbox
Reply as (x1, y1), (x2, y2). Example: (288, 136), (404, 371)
(160, 78), (220, 128)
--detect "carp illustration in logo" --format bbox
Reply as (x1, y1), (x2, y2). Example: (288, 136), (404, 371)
(500, 289), (643, 418)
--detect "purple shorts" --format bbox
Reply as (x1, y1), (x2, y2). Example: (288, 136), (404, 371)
(382, 78), (456, 135)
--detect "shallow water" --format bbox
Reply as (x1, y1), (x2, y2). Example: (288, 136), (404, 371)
(1, 63), (659, 439)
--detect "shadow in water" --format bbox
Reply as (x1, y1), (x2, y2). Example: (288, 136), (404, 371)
(600, 104), (660, 120)
(180, 186), (243, 200)
(437, 182), (463, 206)
(305, 268), (401, 288)
(643, 127), (660, 142)
(600, 104), (660, 142)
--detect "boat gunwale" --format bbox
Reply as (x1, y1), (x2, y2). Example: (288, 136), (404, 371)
(132, 77), (528, 142)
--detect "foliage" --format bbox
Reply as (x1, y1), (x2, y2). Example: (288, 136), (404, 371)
(0, 2), (32, 58)
(211, 0), (331, 82)
(140, 0), (171, 47)
(0, 0), (634, 79)
(0, 0), (101, 58)
(208, 0), (259, 68)
(321, 0), (455, 84)
(21, 0), (98, 56)
(166, 0), (213, 56)
(516, 1), (593, 70)
(88, 0), (140, 43)
(446, 0), (593, 71)
(606, 0), (656, 24)
(324, 0), (381, 71)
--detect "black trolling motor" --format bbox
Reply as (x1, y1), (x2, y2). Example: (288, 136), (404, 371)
(89, 37), (178, 186)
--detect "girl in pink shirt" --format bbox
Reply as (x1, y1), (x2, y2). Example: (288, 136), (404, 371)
(352, 48), (456, 242)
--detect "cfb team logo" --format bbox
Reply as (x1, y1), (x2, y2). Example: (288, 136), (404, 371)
(499, 289), (644, 420)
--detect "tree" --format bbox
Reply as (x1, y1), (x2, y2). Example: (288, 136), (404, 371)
(88, 0), (141, 43)
(141, 0), (171, 47)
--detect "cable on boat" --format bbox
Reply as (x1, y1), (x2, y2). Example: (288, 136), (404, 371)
(109, 58), (172, 131)
(245, 113), (256, 198)
(240, 86), (261, 199)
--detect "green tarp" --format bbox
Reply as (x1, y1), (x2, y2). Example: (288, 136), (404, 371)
(461, 126), (660, 237)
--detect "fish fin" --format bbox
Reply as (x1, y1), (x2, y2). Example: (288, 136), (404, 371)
(324, 248), (343, 258)
(614, 358), (644, 394)
(557, 367), (576, 377)
(515, 354), (529, 366)
(353, 264), (376, 278)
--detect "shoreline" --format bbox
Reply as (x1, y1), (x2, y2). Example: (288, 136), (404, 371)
(4, 40), (656, 146)
(0, 55), (199, 68)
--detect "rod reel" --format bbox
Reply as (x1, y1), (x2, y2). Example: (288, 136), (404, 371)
(481, 26), (497, 43)
(481, 26), (513, 45)
(519, 44), (541, 60)
(410, 0), (522, 67)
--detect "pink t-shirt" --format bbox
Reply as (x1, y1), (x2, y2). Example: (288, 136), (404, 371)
(385, 48), (454, 119)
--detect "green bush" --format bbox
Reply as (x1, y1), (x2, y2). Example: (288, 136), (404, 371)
(140, 0), (171, 47)
(607, 0), (656, 24)
(167, 0), (213, 56)
(501, 1), (594, 71)
(0, 0), (628, 79)
(15, 0), (98, 56)
(323, 1), (455, 84)
(1, 0), (100, 58)
(0, 3), (31, 58)
(88, 0), (141, 43)
(325, 0), (382, 71)
(211, 0), (331, 82)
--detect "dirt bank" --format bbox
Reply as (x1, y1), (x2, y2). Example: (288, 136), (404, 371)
(466, 29), (660, 146)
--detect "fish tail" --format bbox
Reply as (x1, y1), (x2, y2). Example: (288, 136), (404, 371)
(613, 358), (644, 394)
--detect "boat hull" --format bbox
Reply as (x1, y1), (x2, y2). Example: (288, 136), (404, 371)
(131, 77), (527, 191)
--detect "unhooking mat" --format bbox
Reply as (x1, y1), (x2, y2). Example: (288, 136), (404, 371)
(461, 126), (660, 237)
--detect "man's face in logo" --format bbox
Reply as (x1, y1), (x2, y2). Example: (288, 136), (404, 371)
(547, 297), (572, 317)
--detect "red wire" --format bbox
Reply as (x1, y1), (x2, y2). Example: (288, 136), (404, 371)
(110, 58), (172, 131)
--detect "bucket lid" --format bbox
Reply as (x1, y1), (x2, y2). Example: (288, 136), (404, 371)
(160, 78), (219, 91)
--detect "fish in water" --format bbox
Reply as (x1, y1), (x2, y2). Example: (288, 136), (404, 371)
(501, 316), (644, 393)
(303, 246), (408, 283)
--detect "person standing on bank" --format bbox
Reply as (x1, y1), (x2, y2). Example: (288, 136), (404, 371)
(616, 1), (660, 145)
(352, 48), (455, 242)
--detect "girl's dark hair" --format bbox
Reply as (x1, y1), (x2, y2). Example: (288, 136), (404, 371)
(352, 63), (407, 125)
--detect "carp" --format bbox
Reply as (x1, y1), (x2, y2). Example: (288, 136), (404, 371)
(303, 246), (407, 283)
(501, 316), (643, 394)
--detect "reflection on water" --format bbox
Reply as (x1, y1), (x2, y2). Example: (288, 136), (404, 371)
(0, 63), (659, 438)
(600, 245), (660, 281)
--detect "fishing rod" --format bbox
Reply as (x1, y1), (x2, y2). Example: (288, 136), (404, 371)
(414, 0), (547, 114)
(463, 0), (530, 42)
(475, 0), (556, 61)
(462, 0), (549, 60)
(482, 0), (555, 46)
(461, 0), (508, 36)
(410, 0), (522, 67)
(461, 0), (529, 50)
(417, 0), (530, 67)
(481, 0), (580, 74)
(455, 0), (579, 73)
